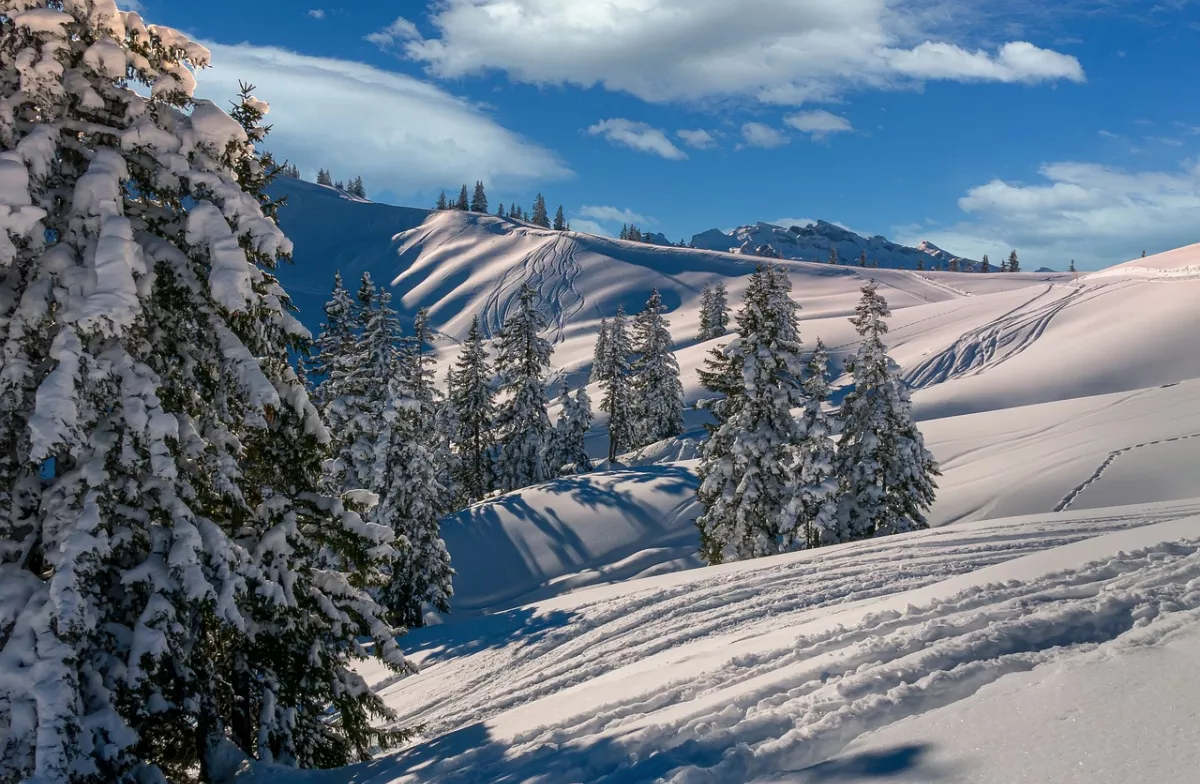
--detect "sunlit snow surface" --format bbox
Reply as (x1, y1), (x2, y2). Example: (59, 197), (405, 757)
(253, 186), (1200, 782)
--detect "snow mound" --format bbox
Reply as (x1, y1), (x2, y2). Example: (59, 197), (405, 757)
(1087, 241), (1200, 279)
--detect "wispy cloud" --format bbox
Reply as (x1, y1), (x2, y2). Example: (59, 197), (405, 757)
(578, 205), (652, 225)
(307, 9), (325, 19)
(586, 118), (687, 160)
(783, 110), (853, 140)
(366, 16), (420, 50)
(676, 128), (717, 149)
(739, 122), (789, 149)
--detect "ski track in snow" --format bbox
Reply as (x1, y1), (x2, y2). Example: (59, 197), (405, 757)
(1054, 430), (1200, 512)
(376, 511), (1200, 783)
(480, 233), (585, 342)
(903, 280), (1139, 389)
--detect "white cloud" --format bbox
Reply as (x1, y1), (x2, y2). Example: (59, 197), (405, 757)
(578, 205), (652, 225)
(568, 219), (613, 237)
(367, 16), (421, 49)
(895, 157), (1200, 268)
(783, 109), (853, 139)
(740, 122), (789, 149)
(676, 128), (717, 149)
(194, 43), (570, 200)
(402, 0), (1084, 105)
(586, 118), (687, 160)
(771, 217), (816, 229)
(307, 9), (325, 19)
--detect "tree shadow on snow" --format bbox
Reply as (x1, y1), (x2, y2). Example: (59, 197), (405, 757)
(405, 605), (578, 664)
(792, 743), (957, 782)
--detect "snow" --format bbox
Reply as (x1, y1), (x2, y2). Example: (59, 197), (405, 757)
(233, 183), (1200, 782)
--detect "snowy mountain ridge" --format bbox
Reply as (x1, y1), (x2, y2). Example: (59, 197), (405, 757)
(690, 219), (980, 269)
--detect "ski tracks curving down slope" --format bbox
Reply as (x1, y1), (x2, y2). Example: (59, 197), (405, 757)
(334, 506), (1200, 784)
(480, 233), (586, 342)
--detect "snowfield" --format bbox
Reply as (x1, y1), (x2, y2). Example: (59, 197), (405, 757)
(254, 186), (1200, 782)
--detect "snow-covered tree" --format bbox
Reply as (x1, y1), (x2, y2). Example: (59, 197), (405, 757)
(455, 184), (469, 211)
(470, 180), (488, 212)
(981, 254), (990, 273)
(590, 317), (611, 382)
(632, 290), (684, 446)
(531, 193), (550, 227)
(494, 286), (554, 490)
(791, 339), (840, 548)
(834, 282), (940, 541)
(334, 179), (344, 190)
(308, 272), (355, 406)
(553, 205), (566, 231)
(0, 12), (411, 780)
(347, 175), (366, 198)
(316, 167), (333, 185)
(449, 316), (496, 503)
(599, 306), (635, 462)
(699, 281), (730, 340)
(696, 267), (808, 564)
(496, 202), (505, 216)
(436, 190), (447, 210)
(551, 384), (592, 474)
(1008, 249), (1020, 272)
(374, 312), (453, 628)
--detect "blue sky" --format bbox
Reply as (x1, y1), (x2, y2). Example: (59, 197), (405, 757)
(151, 0), (1200, 269)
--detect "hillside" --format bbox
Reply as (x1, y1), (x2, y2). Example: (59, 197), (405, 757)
(246, 182), (1200, 784)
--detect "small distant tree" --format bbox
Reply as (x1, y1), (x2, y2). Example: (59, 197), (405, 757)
(591, 317), (611, 382)
(1069, 259), (1076, 273)
(334, 179), (344, 190)
(347, 175), (366, 198)
(599, 307), (636, 462)
(916, 257), (925, 271)
(496, 202), (505, 216)
(436, 191), (448, 210)
(828, 248), (839, 265)
(456, 184), (470, 211)
(858, 251), (867, 267)
(1142, 250), (1147, 258)
(553, 205), (566, 231)
(316, 167), (333, 185)
(620, 223), (629, 240)
(552, 385), (593, 475)
(1008, 249), (1020, 272)
(531, 193), (550, 227)
(947, 258), (958, 272)
(632, 290), (685, 447)
(980, 254), (990, 273)
(471, 180), (488, 212)
(699, 281), (730, 340)
(494, 286), (554, 491)
(449, 316), (496, 503)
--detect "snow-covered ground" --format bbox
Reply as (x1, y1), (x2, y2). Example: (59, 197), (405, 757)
(254, 187), (1200, 782)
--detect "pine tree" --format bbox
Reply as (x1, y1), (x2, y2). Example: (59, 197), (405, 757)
(1008, 249), (1020, 272)
(834, 282), (940, 542)
(449, 316), (496, 503)
(696, 267), (809, 564)
(981, 254), (990, 273)
(309, 272), (355, 408)
(792, 339), (840, 548)
(916, 257), (925, 271)
(857, 250), (867, 267)
(470, 180), (488, 212)
(334, 179), (345, 190)
(456, 184), (469, 211)
(551, 384), (593, 474)
(494, 286), (554, 491)
(553, 205), (566, 231)
(591, 317), (612, 382)
(699, 281), (730, 340)
(347, 175), (366, 198)
(496, 202), (505, 217)
(436, 191), (448, 210)
(0, 20), (410, 781)
(531, 193), (550, 227)
(1069, 259), (1076, 273)
(316, 167), (333, 185)
(599, 306), (636, 462)
(632, 290), (685, 446)
(828, 247), (839, 265)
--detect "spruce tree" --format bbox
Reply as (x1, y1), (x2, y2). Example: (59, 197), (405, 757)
(449, 316), (496, 503)
(436, 191), (448, 210)
(0, 15), (410, 780)
(599, 306), (636, 462)
(553, 205), (566, 231)
(858, 251), (867, 267)
(699, 281), (730, 340)
(916, 257), (925, 271)
(375, 312), (453, 628)
(1069, 259), (1076, 273)
(620, 223), (629, 240)
(828, 248), (838, 265)
(591, 317), (612, 382)
(834, 282), (940, 541)
(981, 254), (990, 273)
(494, 286), (554, 491)
(696, 267), (808, 564)
(316, 167), (333, 186)
(496, 202), (505, 217)
(471, 180), (488, 212)
(309, 272), (355, 408)
(531, 193), (550, 227)
(551, 384), (593, 474)
(999, 256), (1009, 273)
(456, 184), (469, 211)
(1008, 249), (1020, 272)
(632, 290), (685, 446)
(334, 179), (344, 190)
(348, 175), (366, 198)
(793, 339), (840, 548)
